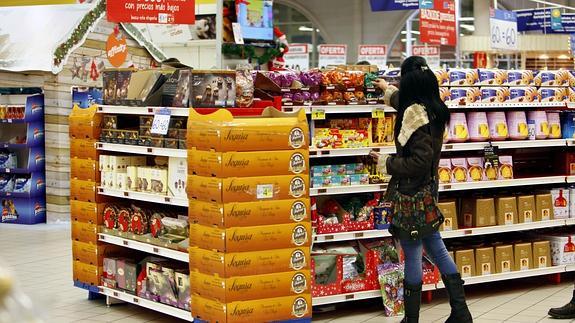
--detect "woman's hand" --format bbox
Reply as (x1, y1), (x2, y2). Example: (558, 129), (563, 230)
(372, 78), (389, 91)
(369, 150), (382, 162)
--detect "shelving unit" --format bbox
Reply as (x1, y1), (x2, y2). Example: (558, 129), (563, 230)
(97, 142), (187, 158)
(98, 233), (188, 262)
(96, 105), (190, 116)
(97, 187), (189, 207)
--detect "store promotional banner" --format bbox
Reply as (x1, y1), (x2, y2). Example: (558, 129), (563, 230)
(419, 0), (434, 9)
(490, 9), (518, 51)
(369, 0), (419, 11)
(551, 8), (563, 31)
(318, 44), (347, 68)
(357, 45), (388, 69)
(412, 45), (440, 69)
(107, 0), (195, 24)
(419, 0), (456, 46)
(516, 8), (575, 33)
(284, 44), (310, 70)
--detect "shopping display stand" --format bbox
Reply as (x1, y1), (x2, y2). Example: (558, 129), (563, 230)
(0, 89), (46, 224)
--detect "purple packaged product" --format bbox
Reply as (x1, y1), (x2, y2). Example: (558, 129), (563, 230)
(374, 202), (393, 230)
(301, 91), (312, 102)
(449, 88), (468, 103)
(292, 92), (305, 102)
(124, 262), (138, 294)
(116, 259), (127, 290)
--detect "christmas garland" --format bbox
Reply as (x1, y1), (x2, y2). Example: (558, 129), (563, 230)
(222, 43), (286, 66)
(53, 0), (106, 67)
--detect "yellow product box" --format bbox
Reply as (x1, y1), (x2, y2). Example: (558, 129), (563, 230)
(437, 200), (458, 231)
(188, 199), (309, 228)
(70, 200), (107, 224)
(533, 241), (552, 268)
(71, 221), (98, 244)
(514, 243), (533, 271)
(187, 174), (308, 203)
(496, 197), (518, 225)
(536, 193), (554, 221)
(190, 222), (311, 253)
(517, 195), (536, 223)
(495, 245), (514, 273)
(70, 138), (98, 160)
(187, 108), (308, 152)
(70, 178), (98, 203)
(475, 247), (495, 276)
(69, 105), (101, 139)
(455, 249), (476, 278)
(190, 270), (311, 302)
(189, 247), (310, 277)
(192, 294), (312, 323)
(71, 158), (99, 182)
(189, 149), (309, 177)
(73, 261), (101, 287)
(72, 240), (123, 266)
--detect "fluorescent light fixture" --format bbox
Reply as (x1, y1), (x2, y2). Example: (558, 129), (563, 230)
(459, 17), (475, 21)
(460, 24), (475, 32)
(558, 54), (571, 59)
(539, 54), (550, 59)
(298, 26), (313, 32)
(529, 0), (575, 11)
(401, 39), (416, 42)
(401, 30), (421, 35)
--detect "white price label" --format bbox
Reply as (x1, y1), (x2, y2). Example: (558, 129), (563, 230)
(232, 23), (244, 45)
(151, 108), (171, 135)
(490, 9), (518, 50)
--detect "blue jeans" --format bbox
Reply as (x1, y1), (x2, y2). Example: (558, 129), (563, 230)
(400, 231), (458, 285)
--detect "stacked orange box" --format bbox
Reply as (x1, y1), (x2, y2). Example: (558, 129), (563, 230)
(187, 108), (313, 322)
(69, 105), (110, 288)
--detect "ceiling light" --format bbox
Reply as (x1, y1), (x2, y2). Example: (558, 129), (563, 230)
(558, 54), (571, 59)
(298, 26), (313, 32)
(401, 30), (421, 35)
(539, 54), (550, 59)
(460, 24), (475, 32)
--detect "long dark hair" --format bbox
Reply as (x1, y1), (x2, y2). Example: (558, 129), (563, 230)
(395, 56), (450, 136)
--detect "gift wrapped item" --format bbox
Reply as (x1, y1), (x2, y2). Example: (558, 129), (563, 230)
(378, 263), (405, 317)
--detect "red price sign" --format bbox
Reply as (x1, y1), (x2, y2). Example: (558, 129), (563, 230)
(107, 0), (196, 25)
(419, 0), (456, 46)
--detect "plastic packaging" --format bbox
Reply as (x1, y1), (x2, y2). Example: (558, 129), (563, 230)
(527, 111), (550, 139)
(506, 111), (528, 140)
(487, 111), (509, 141)
(467, 112), (490, 142)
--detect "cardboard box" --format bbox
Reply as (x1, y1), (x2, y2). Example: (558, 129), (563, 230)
(191, 70), (236, 108)
(514, 243), (533, 271)
(150, 168), (168, 194)
(187, 174), (309, 203)
(190, 270), (311, 302)
(189, 222), (312, 253)
(451, 158), (469, 183)
(551, 188), (570, 219)
(70, 179), (98, 202)
(536, 193), (554, 221)
(475, 247), (495, 276)
(533, 241), (552, 269)
(189, 198), (309, 228)
(126, 166), (138, 191)
(72, 241), (123, 266)
(69, 105), (102, 139)
(70, 200), (106, 224)
(189, 247), (310, 277)
(99, 155), (110, 172)
(71, 221), (98, 244)
(187, 108), (308, 152)
(495, 245), (514, 273)
(73, 260), (101, 286)
(438, 200), (458, 231)
(168, 157), (187, 198)
(70, 138), (98, 160)
(71, 158), (99, 181)
(455, 249), (475, 278)
(517, 195), (535, 223)
(496, 197), (517, 225)
(109, 156), (131, 172)
(192, 294), (312, 323)
(189, 149), (309, 177)
(460, 198), (496, 228)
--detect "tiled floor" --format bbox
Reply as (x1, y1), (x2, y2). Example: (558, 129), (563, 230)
(1, 224), (575, 323)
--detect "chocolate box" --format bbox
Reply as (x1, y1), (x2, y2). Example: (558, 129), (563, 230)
(455, 249), (475, 278)
(460, 198), (496, 228)
(475, 247), (495, 276)
(517, 195), (536, 223)
(438, 200), (458, 231)
(495, 245), (514, 273)
(533, 241), (552, 269)
(536, 193), (554, 221)
(496, 197), (518, 225)
(514, 243), (533, 271)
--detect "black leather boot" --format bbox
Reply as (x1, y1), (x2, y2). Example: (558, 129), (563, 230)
(549, 290), (575, 319)
(443, 273), (473, 323)
(400, 282), (422, 323)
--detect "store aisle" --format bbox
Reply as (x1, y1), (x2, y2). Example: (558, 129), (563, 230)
(1, 223), (575, 323)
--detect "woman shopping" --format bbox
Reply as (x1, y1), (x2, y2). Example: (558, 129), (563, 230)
(371, 56), (472, 323)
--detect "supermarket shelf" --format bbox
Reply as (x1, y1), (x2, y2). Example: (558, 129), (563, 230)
(97, 105), (190, 117)
(448, 102), (567, 109)
(282, 104), (396, 114)
(97, 142), (187, 158)
(309, 139), (568, 158)
(0, 118), (27, 124)
(439, 176), (567, 192)
(567, 176), (575, 184)
(98, 233), (188, 263)
(0, 143), (27, 149)
(99, 286), (193, 322)
(436, 266), (567, 289)
(313, 285), (436, 306)
(97, 187), (188, 207)
(314, 230), (391, 243)
(310, 184), (387, 196)
(0, 168), (32, 174)
(440, 219), (569, 239)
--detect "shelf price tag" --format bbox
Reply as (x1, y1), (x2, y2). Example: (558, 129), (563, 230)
(151, 108), (171, 135)
(372, 108), (385, 119)
(490, 9), (518, 50)
(311, 109), (326, 120)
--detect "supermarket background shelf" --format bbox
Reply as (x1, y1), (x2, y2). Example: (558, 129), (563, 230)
(98, 286), (193, 322)
(0, 118), (27, 123)
(282, 104), (396, 114)
(312, 284), (436, 306)
(97, 142), (187, 158)
(447, 102), (567, 109)
(97, 105), (190, 117)
(97, 187), (189, 207)
(310, 183), (387, 196)
(314, 230), (390, 243)
(0, 168), (33, 174)
(98, 233), (189, 263)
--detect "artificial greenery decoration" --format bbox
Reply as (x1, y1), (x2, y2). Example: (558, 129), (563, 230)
(222, 43), (287, 66)
(53, 0), (106, 67)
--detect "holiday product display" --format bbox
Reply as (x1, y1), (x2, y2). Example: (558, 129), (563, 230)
(100, 115), (187, 149)
(313, 116), (395, 149)
(314, 194), (381, 233)
(438, 155), (513, 184)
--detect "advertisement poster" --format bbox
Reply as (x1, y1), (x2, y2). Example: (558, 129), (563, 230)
(419, 0), (456, 46)
(490, 9), (518, 51)
(357, 45), (388, 69)
(516, 8), (575, 33)
(318, 44), (348, 68)
(369, 0), (419, 11)
(412, 45), (440, 69)
(284, 44), (310, 70)
(107, 0), (196, 24)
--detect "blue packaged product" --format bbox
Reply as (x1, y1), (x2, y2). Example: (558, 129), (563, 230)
(562, 112), (575, 139)
(12, 176), (30, 193)
(0, 174), (14, 192)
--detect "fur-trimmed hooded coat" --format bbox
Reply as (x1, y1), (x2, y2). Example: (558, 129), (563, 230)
(378, 85), (444, 198)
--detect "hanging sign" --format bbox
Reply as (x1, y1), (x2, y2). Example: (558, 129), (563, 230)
(552, 8), (563, 31)
(412, 45), (440, 69)
(490, 9), (518, 51)
(318, 44), (347, 68)
(419, 0), (456, 46)
(516, 9), (575, 33)
(106, 32), (128, 68)
(419, 0), (434, 9)
(369, 0), (419, 11)
(357, 45), (388, 69)
(284, 44), (310, 70)
(107, 0), (196, 24)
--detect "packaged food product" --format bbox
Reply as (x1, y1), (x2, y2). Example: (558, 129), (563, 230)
(467, 112), (490, 142)
(438, 159), (452, 184)
(563, 111), (575, 139)
(498, 156), (514, 180)
(534, 70), (570, 86)
(480, 87), (510, 103)
(467, 158), (485, 182)
(548, 112), (562, 139)
(540, 87), (568, 102)
(12, 176), (30, 193)
(0, 174), (14, 192)
(449, 87), (481, 104)
(443, 121), (450, 143)
(487, 111), (509, 141)
(434, 69), (450, 86)
(478, 69), (508, 85)
(449, 69), (479, 86)
(451, 158), (469, 183)
(507, 70), (536, 85)
(236, 66), (254, 107)
(527, 111), (550, 139)
(0, 150), (17, 169)
(448, 113), (469, 142)
(439, 87), (451, 102)
(509, 87), (539, 103)
(506, 111), (528, 140)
